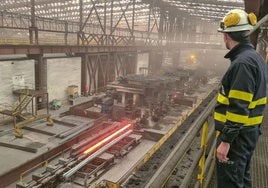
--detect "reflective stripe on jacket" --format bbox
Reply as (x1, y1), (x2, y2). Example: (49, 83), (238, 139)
(214, 42), (267, 132)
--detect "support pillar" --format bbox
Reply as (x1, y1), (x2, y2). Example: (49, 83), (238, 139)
(33, 54), (47, 109)
(81, 54), (89, 96)
(33, 55), (46, 92)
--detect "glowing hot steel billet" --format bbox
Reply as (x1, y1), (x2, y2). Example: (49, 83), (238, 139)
(83, 123), (132, 155)
(63, 124), (133, 180)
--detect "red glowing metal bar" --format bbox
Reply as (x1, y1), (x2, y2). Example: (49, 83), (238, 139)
(83, 123), (132, 155)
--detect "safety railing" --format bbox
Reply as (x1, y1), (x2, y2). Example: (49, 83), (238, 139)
(140, 90), (218, 188)
(0, 33), (159, 46)
(174, 95), (217, 188)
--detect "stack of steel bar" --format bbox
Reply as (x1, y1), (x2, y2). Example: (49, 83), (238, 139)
(16, 120), (142, 188)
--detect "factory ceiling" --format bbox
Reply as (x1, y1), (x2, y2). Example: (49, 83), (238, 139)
(0, 0), (244, 26)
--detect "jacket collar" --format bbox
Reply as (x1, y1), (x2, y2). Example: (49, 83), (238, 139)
(224, 42), (254, 61)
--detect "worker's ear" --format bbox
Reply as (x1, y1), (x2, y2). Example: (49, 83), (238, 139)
(223, 33), (229, 43)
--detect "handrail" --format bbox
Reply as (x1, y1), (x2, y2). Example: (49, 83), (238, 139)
(144, 94), (217, 188)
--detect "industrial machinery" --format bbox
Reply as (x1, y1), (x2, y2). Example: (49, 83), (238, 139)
(68, 85), (79, 98)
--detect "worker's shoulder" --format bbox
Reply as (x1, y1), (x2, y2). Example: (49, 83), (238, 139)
(236, 49), (265, 67)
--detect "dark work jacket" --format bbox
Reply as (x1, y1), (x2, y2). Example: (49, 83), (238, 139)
(214, 42), (267, 143)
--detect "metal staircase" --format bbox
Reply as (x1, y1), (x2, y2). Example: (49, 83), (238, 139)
(0, 90), (54, 138)
(12, 95), (33, 116)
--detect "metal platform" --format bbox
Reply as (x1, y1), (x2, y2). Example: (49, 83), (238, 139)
(251, 103), (268, 188)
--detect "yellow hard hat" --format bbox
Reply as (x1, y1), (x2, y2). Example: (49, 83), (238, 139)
(218, 9), (257, 32)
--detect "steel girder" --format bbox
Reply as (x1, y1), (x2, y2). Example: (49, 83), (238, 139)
(80, 52), (137, 95)
(0, 0), (241, 47)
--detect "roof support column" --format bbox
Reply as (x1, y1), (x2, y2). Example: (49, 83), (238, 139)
(158, 9), (165, 45)
(33, 55), (47, 109)
(110, 0), (114, 34)
(78, 0), (84, 45)
(103, 0), (107, 45)
(168, 14), (175, 41)
(147, 4), (151, 39)
(132, 0), (136, 37)
(29, 0), (38, 44)
(81, 54), (89, 96)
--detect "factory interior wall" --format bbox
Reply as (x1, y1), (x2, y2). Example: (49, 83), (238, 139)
(0, 60), (35, 105)
(0, 57), (81, 108)
(47, 57), (81, 104)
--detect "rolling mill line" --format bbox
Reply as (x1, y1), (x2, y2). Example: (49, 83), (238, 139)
(123, 89), (217, 188)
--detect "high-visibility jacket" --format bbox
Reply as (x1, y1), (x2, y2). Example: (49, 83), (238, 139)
(214, 42), (267, 143)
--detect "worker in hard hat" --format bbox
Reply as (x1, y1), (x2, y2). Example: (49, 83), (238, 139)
(214, 9), (267, 188)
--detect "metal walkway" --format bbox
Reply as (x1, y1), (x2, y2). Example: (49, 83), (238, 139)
(251, 104), (268, 188)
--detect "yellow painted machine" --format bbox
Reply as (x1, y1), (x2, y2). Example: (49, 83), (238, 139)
(95, 180), (121, 188)
(0, 89), (53, 138)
